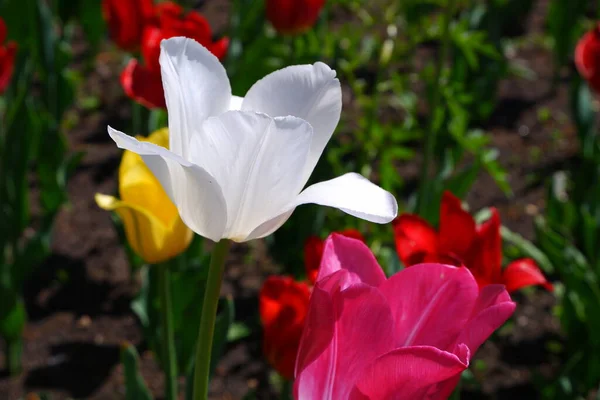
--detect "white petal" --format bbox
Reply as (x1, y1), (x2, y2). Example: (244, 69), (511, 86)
(189, 111), (313, 241)
(244, 173), (398, 241)
(229, 95), (244, 110)
(294, 173), (398, 223)
(108, 126), (227, 242)
(241, 62), (341, 185)
(159, 37), (231, 159)
(245, 210), (294, 241)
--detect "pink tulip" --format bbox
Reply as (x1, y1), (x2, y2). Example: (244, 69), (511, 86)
(294, 234), (516, 399)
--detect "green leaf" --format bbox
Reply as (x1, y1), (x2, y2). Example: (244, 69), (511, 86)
(121, 343), (154, 400)
(227, 322), (251, 342)
(500, 224), (555, 274)
(547, 0), (587, 67)
(571, 78), (597, 160)
(0, 292), (26, 341)
(11, 231), (52, 288)
(77, 0), (106, 49)
(445, 160), (481, 199)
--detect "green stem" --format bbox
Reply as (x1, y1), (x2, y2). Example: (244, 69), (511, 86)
(5, 337), (23, 376)
(192, 240), (231, 400)
(416, 0), (455, 216)
(159, 263), (178, 400)
(281, 379), (293, 400)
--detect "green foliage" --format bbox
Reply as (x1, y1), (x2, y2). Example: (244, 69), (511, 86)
(131, 250), (234, 379)
(0, 0), (78, 374)
(547, 0), (588, 70)
(533, 62), (600, 399)
(121, 343), (154, 400)
(266, 0), (515, 268)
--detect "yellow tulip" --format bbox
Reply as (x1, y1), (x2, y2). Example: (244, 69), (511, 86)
(95, 128), (193, 264)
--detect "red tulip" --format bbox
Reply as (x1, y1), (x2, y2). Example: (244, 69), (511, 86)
(266, 0), (326, 35)
(294, 234), (516, 399)
(102, 0), (155, 50)
(120, 1), (229, 109)
(259, 276), (311, 379)
(0, 18), (17, 95)
(575, 25), (600, 93)
(392, 191), (553, 293)
(304, 229), (365, 284)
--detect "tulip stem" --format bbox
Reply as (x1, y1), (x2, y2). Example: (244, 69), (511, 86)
(416, 0), (455, 218)
(193, 239), (231, 400)
(159, 263), (178, 400)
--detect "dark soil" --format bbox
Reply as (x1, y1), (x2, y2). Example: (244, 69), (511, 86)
(0, 0), (577, 398)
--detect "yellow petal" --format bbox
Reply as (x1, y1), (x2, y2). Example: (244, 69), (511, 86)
(119, 128), (169, 174)
(118, 127), (179, 227)
(95, 193), (193, 264)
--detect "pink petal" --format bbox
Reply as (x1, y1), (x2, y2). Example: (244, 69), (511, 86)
(294, 284), (395, 400)
(502, 258), (553, 293)
(455, 284), (515, 355)
(317, 233), (386, 288)
(379, 264), (479, 350)
(432, 285), (515, 398)
(349, 344), (469, 400)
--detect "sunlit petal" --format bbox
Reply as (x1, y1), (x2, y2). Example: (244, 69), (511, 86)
(242, 62), (341, 185)
(159, 37), (232, 158)
(108, 126), (227, 241)
(294, 172), (398, 224)
(190, 111), (312, 240)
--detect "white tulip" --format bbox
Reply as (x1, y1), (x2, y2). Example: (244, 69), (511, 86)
(108, 37), (398, 242)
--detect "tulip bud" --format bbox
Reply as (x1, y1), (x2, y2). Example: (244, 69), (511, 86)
(0, 18), (17, 95)
(265, 0), (326, 35)
(575, 25), (600, 93)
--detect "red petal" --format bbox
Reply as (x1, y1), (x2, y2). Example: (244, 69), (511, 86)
(102, 0), (154, 50)
(259, 276), (311, 379)
(0, 18), (6, 44)
(502, 258), (553, 293)
(0, 41), (17, 94)
(140, 26), (163, 71)
(338, 229), (366, 243)
(421, 252), (464, 267)
(304, 235), (324, 285)
(182, 11), (213, 43)
(209, 37), (230, 61)
(349, 345), (469, 399)
(154, 1), (183, 23)
(467, 208), (503, 286)
(392, 214), (439, 267)
(120, 59), (166, 109)
(439, 191), (476, 260)
(575, 26), (600, 93)
(266, 0), (326, 35)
